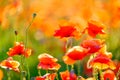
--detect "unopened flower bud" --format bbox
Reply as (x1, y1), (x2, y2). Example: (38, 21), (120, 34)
(15, 30), (18, 35)
(33, 13), (37, 18)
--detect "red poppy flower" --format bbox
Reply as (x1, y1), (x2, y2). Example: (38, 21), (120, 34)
(7, 42), (31, 57)
(63, 46), (88, 65)
(38, 53), (61, 70)
(7, 42), (25, 56)
(103, 70), (116, 80)
(60, 70), (77, 80)
(54, 25), (79, 39)
(0, 57), (20, 72)
(81, 39), (104, 54)
(36, 73), (56, 80)
(89, 54), (116, 70)
(66, 46), (88, 60)
(87, 20), (105, 37)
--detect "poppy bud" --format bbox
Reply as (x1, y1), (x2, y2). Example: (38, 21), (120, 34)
(33, 13), (37, 18)
(15, 30), (18, 35)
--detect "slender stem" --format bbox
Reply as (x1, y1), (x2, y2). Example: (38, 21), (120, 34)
(20, 56), (24, 71)
(56, 72), (59, 80)
(66, 64), (69, 71)
(24, 13), (36, 80)
(100, 65), (104, 80)
(7, 69), (11, 80)
(65, 37), (73, 51)
(93, 68), (96, 79)
(38, 69), (41, 76)
(20, 56), (26, 80)
(71, 64), (74, 70)
(99, 69), (103, 80)
(78, 60), (81, 76)
(46, 70), (49, 73)
(46, 70), (49, 80)
(25, 13), (36, 49)
(26, 59), (30, 80)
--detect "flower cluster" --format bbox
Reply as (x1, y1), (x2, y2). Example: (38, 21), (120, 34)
(0, 14), (119, 80)
(0, 42), (32, 80)
(52, 20), (117, 80)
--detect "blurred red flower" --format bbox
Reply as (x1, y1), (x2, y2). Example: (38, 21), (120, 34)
(36, 73), (56, 80)
(86, 20), (105, 37)
(38, 53), (61, 70)
(54, 25), (79, 39)
(81, 39), (104, 54)
(0, 57), (20, 72)
(67, 46), (88, 60)
(60, 70), (77, 80)
(63, 46), (88, 65)
(7, 42), (31, 57)
(103, 70), (116, 80)
(89, 54), (116, 70)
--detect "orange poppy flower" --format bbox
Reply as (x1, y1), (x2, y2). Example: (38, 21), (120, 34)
(0, 57), (20, 72)
(81, 39), (104, 54)
(23, 49), (32, 58)
(38, 53), (61, 70)
(63, 55), (76, 65)
(103, 70), (116, 80)
(89, 54), (116, 70)
(87, 20), (105, 37)
(54, 25), (79, 39)
(7, 42), (31, 57)
(36, 73), (56, 80)
(98, 45), (112, 59)
(60, 70), (77, 80)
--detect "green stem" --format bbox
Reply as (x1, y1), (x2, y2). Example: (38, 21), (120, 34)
(56, 72), (59, 80)
(66, 37), (73, 51)
(93, 68), (96, 79)
(66, 64), (69, 71)
(46, 70), (49, 73)
(24, 13), (36, 80)
(78, 60), (81, 76)
(26, 59), (30, 80)
(20, 56), (26, 80)
(46, 70), (49, 80)
(71, 64), (74, 70)
(38, 69), (41, 76)
(99, 69), (103, 80)
(25, 13), (36, 49)
(7, 69), (11, 80)
(20, 56), (24, 71)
